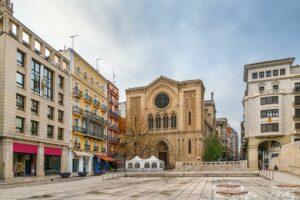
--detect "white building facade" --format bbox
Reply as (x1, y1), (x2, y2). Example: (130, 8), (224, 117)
(243, 57), (300, 169)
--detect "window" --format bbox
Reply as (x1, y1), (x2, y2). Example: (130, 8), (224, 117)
(31, 121), (38, 136)
(34, 40), (41, 52)
(83, 72), (87, 80)
(58, 76), (64, 89)
(22, 32), (29, 44)
(295, 109), (300, 118)
(280, 69), (286, 76)
(90, 77), (93, 85)
(259, 86), (264, 92)
(155, 114), (161, 129)
(171, 113), (177, 128)
(16, 51), (24, 66)
(295, 83), (300, 92)
(273, 70), (279, 76)
(58, 128), (63, 140)
(273, 85), (279, 92)
(45, 48), (50, 58)
(16, 72), (24, 88)
(266, 71), (271, 78)
(76, 67), (80, 75)
(261, 123), (279, 132)
(155, 94), (170, 109)
(31, 100), (39, 115)
(188, 139), (192, 154)
(295, 96), (300, 105)
(74, 118), (79, 127)
(58, 110), (64, 123)
(148, 115), (154, 130)
(163, 114), (168, 128)
(16, 117), (24, 133)
(11, 23), (17, 35)
(16, 94), (25, 111)
(48, 106), (54, 120)
(54, 56), (59, 66)
(259, 72), (264, 78)
(295, 123), (300, 130)
(252, 72), (258, 80)
(188, 111), (192, 125)
(261, 109), (279, 118)
(260, 96), (278, 105)
(62, 61), (67, 70)
(43, 67), (53, 100)
(47, 125), (54, 138)
(31, 60), (41, 94)
(58, 93), (63, 105)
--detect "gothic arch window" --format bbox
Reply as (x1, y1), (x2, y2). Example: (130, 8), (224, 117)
(148, 114), (154, 130)
(155, 114), (161, 129)
(163, 113), (168, 128)
(188, 139), (192, 154)
(188, 111), (192, 125)
(171, 113), (177, 128)
(83, 72), (87, 80)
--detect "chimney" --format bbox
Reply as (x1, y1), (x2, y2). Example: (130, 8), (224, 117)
(211, 92), (214, 101)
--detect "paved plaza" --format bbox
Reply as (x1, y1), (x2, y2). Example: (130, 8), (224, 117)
(0, 175), (285, 200)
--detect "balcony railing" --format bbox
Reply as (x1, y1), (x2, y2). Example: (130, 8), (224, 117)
(93, 146), (99, 152)
(101, 104), (107, 112)
(101, 147), (106, 153)
(109, 135), (120, 144)
(73, 126), (87, 134)
(258, 89), (284, 95)
(73, 88), (83, 98)
(73, 106), (83, 116)
(84, 144), (91, 151)
(109, 124), (119, 132)
(109, 109), (120, 118)
(93, 99), (100, 108)
(84, 94), (93, 103)
(74, 142), (81, 149)
(83, 110), (106, 124)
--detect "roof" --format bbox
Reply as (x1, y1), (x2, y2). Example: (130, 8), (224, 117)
(243, 57), (295, 82)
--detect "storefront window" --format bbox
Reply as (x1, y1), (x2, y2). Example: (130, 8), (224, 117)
(44, 156), (61, 175)
(13, 153), (36, 177)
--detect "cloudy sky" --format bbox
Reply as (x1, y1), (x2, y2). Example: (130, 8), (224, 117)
(13, 0), (300, 132)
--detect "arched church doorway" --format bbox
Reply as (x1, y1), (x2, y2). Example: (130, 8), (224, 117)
(258, 140), (281, 170)
(157, 140), (168, 167)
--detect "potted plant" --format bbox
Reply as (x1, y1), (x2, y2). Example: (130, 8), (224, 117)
(78, 172), (87, 177)
(60, 172), (71, 178)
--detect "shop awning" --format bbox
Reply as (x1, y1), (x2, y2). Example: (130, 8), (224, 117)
(73, 150), (93, 157)
(45, 147), (62, 156)
(94, 153), (115, 162)
(13, 143), (38, 154)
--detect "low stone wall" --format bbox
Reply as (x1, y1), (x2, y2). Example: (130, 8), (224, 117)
(175, 160), (248, 171)
(270, 141), (300, 176)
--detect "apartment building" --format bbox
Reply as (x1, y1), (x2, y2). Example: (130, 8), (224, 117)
(107, 81), (120, 163)
(243, 57), (300, 169)
(61, 49), (112, 173)
(0, 1), (71, 180)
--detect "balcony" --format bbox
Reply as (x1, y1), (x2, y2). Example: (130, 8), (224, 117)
(83, 110), (106, 125)
(73, 126), (87, 134)
(101, 104), (107, 112)
(101, 147), (106, 153)
(74, 142), (81, 150)
(109, 109), (120, 119)
(73, 88), (83, 98)
(72, 106), (83, 116)
(93, 99), (100, 108)
(93, 146), (99, 152)
(109, 136), (120, 144)
(108, 151), (118, 157)
(84, 94), (93, 104)
(109, 124), (119, 132)
(258, 89), (284, 95)
(84, 144), (91, 151)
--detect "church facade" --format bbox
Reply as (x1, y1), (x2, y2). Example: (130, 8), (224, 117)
(125, 76), (206, 167)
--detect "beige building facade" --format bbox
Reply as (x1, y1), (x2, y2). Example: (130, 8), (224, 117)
(125, 76), (205, 167)
(0, 1), (71, 180)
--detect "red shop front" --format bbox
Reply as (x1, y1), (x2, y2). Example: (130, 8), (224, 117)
(13, 143), (38, 177)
